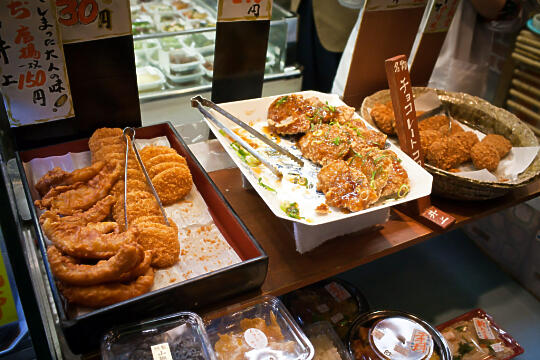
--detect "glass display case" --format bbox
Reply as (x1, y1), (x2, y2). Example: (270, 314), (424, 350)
(131, 0), (300, 105)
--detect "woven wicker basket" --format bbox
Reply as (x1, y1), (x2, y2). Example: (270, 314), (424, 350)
(361, 87), (540, 200)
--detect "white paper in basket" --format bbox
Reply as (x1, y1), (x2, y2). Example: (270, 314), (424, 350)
(369, 91), (540, 183)
(23, 136), (241, 298)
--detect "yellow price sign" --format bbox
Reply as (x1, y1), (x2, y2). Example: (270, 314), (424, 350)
(0, 254), (18, 326)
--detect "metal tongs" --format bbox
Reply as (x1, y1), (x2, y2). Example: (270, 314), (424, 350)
(191, 96), (304, 178)
(122, 127), (170, 228)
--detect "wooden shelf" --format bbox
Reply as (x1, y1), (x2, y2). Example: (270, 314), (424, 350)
(209, 168), (540, 300)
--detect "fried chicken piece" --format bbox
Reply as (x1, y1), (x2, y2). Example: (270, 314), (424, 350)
(116, 250), (153, 282)
(426, 137), (469, 170)
(139, 146), (178, 163)
(40, 195), (115, 227)
(418, 115), (449, 132)
(267, 94), (311, 135)
(379, 150), (410, 198)
(47, 245), (143, 286)
(298, 123), (351, 166)
(420, 130), (442, 155)
(471, 142), (500, 171)
(348, 127), (387, 152)
(370, 102), (395, 135)
(317, 160), (379, 212)
(35, 161), (122, 215)
(304, 97), (356, 125)
(40, 211), (137, 259)
(151, 165), (193, 205)
(58, 268), (154, 308)
(481, 134), (512, 158)
(135, 222), (179, 268)
(35, 161), (106, 197)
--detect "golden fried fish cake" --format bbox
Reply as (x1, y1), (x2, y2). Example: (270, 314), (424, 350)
(112, 191), (161, 226)
(481, 134), (511, 158)
(145, 153), (186, 173)
(93, 144), (126, 163)
(89, 136), (124, 154)
(139, 146), (178, 163)
(152, 165), (193, 205)
(135, 222), (179, 268)
(148, 162), (184, 179)
(126, 168), (146, 182)
(88, 128), (123, 152)
(132, 215), (170, 226)
(111, 179), (148, 196)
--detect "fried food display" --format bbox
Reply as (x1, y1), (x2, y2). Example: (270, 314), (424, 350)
(471, 142), (500, 171)
(298, 123), (352, 166)
(370, 101), (395, 135)
(33, 127), (200, 309)
(481, 134), (512, 157)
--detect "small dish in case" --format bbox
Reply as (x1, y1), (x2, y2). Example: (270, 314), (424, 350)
(304, 321), (352, 360)
(205, 296), (314, 360)
(101, 312), (216, 360)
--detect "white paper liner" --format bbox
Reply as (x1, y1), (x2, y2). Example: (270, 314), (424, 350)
(23, 136), (241, 312)
(366, 90), (540, 183)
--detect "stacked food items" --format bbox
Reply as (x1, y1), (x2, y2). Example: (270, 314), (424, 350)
(370, 102), (513, 172)
(34, 128), (193, 308)
(267, 94), (410, 212)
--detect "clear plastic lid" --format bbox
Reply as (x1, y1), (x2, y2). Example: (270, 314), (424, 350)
(304, 321), (352, 360)
(205, 296), (314, 360)
(101, 312), (216, 360)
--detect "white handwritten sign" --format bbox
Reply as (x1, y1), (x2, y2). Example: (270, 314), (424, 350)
(424, 0), (460, 33)
(0, 0), (74, 127)
(56, 0), (131, 44)
(218, 0), (272, 22)
(366, 0), (427, 12)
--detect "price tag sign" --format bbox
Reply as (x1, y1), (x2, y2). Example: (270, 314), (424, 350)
(0, 254), (18, 326)
(424, 0), (460, 33)
(420, 206), (455, 229)
(56, 0), (131, 44)
(0, 0), (74, 127)
(218, 0), (272, 22)
(366, 0), (427, 12)
(150, 343), (173, 360)
(473, 318), (496, 340)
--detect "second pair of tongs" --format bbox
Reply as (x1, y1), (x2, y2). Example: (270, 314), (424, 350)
(191, 96), (304, 178)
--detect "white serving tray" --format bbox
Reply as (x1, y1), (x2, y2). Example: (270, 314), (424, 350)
(204, 91), (433, 227)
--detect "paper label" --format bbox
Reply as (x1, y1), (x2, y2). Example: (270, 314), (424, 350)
(56, 0), (131, 44)
(491, 343), (505, 352)
(244, 328), (268, 349)
(151, 343), (173, 360)
(0, 0), (74, 127)
(366, 0), (427, 12)
(0, 254), (18, 326)
(409, 329), (431, 354)
(424, 0), (460, 33)
(330, 312), (344, 324)
(473, 318), (495, 340)
(316, 304), (330, 313)
(218, 0), (272, 22)
(324, 282), (351, 303)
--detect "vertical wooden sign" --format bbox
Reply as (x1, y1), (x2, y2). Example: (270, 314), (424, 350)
(409, 0), (460, 86)
(212, 0), (272, 103)
(342, 0), (428, 108)
(385, 55), (455, 229)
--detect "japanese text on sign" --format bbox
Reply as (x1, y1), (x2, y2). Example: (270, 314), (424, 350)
(410, 329), (431, 354)
(56, 0), (131, 44)
(366, 0), (427, 12)
(420, 206), (455, 229)
(473, 318), (495, 340)
(424, 0), (460, 33)
(150, 343), (173, 360)
(218, 0), (272, 22)
(0, 0), (74, 127)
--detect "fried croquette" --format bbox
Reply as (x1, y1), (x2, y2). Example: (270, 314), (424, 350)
(418, 115), (449, 132)
(370, 102), (395, 135)
(471, 142), (500, 171)
(420, 130), (442, 155)
(451, 131), (479, 151)
(151, 165), (193, 205)
(438, 121), (464, 136)
(426, 137), (468, 170)
(481, 134), (512, 158)
(135, 222), (179, 268)
(139, 146), (178, 163)
(145, 153), (187, 173)
(88, 128), (123, 153)
(148, 162), (184, 179)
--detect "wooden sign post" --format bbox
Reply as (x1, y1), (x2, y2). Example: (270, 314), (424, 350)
(385, 54), (455, 229)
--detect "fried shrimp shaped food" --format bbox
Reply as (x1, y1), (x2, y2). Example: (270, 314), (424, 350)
(58, 268), (154, 308)
(47, 245), (143, 286)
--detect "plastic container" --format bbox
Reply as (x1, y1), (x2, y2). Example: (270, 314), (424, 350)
(305, 321), (352, 360)
(165, 64), (204, 85)
(157, 13), (188, 32)
(436, 309), (524, 360)
(160, 36), (184, 51)
(182, 32), (215, 55)
(206, 296), (314, 360)
(131, 14), (155, 35)
(136, 66), (165, 92)
(166, 48), (203, 72)
(281, 278), (369, 340)
(347, 310), (451, 360)
(101, 312), (216, 360)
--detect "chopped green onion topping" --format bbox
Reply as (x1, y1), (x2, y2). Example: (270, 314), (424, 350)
(258, 177), (276, 192)
(230, 142), (261, 167)
(332, 137), (341, 146)
(280, 202), (304, 219)
(374, 154), (388, 164)
(325, 101), (336, 112)
(275, 96), (288, 106)
(397, 184), (409, 198)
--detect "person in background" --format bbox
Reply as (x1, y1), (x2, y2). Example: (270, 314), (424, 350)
(290, 0), (360, 92)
